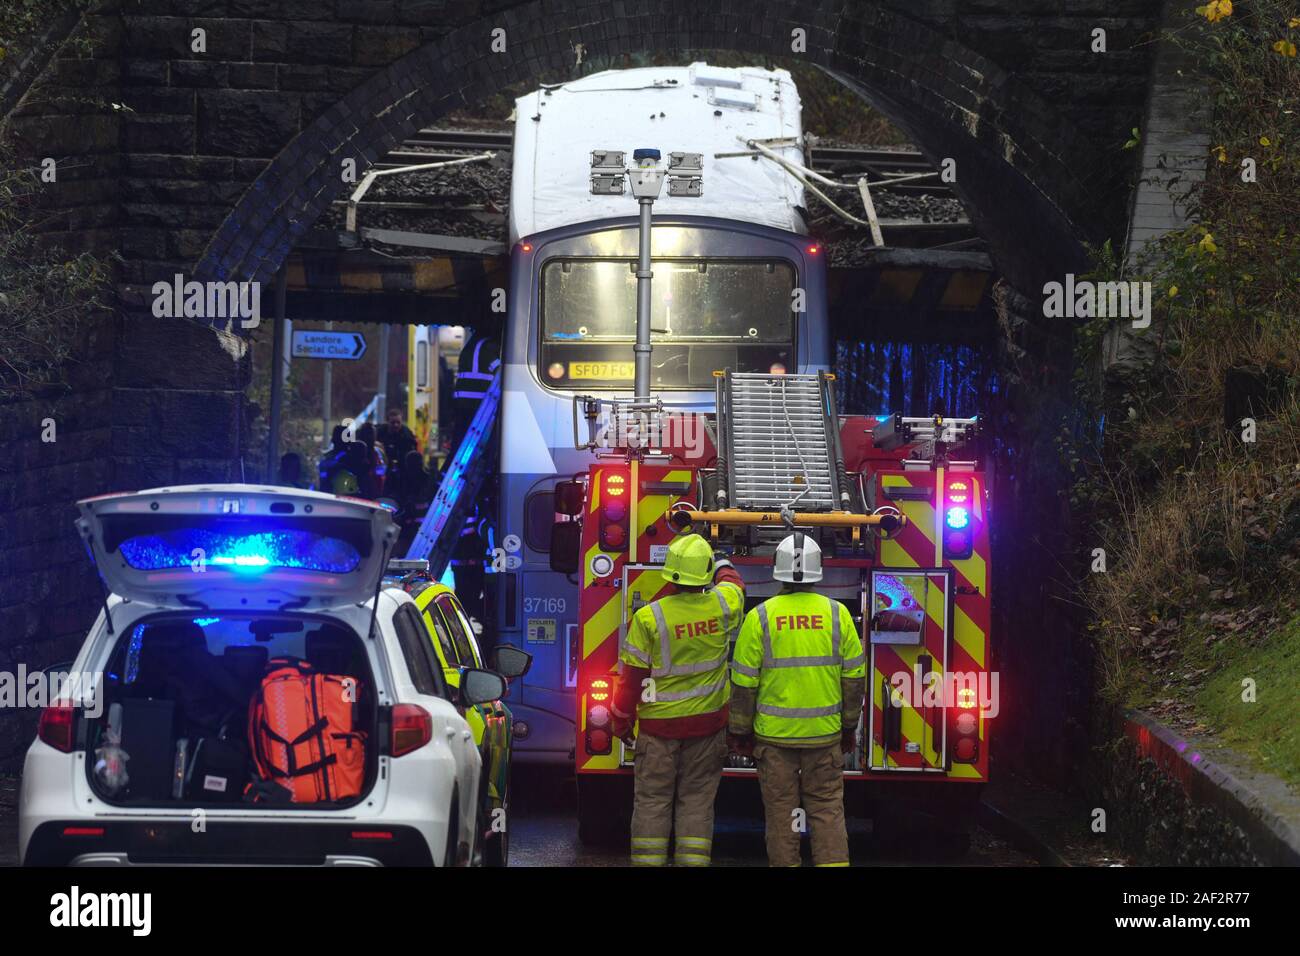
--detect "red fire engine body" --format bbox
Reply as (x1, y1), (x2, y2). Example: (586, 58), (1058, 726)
(565, 385), (992, 842)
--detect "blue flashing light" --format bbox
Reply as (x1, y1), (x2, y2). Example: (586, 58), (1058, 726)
(945, 506), (970, 530)
(119, 529), (361, 574)
(440, 565), (456, 589)
(192, 617), (220, 627)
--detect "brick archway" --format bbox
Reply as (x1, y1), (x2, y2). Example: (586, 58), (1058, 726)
(194, 0), (1099, 310)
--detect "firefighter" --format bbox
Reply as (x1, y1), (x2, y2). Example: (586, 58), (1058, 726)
(609, 533), (745, 867)
(451, 326), (500, 454)
(728, 532), (866, 867)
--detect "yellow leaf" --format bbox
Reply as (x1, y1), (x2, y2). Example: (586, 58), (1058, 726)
(1290, 17), (1300, 28)
(1199, 233), (1218, 254)
(1214, 144), (1227, 162)
(1260, 135), (1272, 146)
(1273, 39), (1298, 57)
(1168, 285), (1179, 298)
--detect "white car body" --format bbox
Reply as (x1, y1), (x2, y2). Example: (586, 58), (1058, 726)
(19, 484), (484, 866)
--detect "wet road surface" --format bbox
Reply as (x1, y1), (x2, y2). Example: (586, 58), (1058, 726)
(508, 767), (1038, 867)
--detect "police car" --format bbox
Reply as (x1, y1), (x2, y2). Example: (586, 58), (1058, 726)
(19, 485), (504, 867)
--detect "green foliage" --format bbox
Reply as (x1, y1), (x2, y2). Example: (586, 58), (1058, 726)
(0, 138), (112, 399)
(1074, 2), (1300, 770)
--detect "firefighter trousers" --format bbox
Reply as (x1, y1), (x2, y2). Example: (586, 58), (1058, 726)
(754, 742), (849, 867)
(630, 728), (726, 866)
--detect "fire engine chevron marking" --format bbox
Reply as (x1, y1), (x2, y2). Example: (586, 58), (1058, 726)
(952, 604), (985, 669)
(872, 658), (940, 768)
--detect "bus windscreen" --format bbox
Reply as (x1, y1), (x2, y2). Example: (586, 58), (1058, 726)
(539, 258), (797, 389)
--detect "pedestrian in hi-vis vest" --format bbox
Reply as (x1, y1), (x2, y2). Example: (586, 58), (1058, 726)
(729, 532), (866, 867)
(610, 534), (745, 866)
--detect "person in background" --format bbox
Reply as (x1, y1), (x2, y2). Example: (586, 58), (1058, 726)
(318, 425), (347, 491)
(451, 505), (488, 624)
(356, 422), (387, 499)
(393, 449), (435, 553)
(278, 452), (306, 489)
(384, 407), (418, 467)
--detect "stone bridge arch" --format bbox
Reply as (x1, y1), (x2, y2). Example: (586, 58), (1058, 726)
(194, 0), (1112, 304)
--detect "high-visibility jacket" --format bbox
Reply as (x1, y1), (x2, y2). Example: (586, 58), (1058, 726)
(618, 580), (744, 722)
(453, 333), (500, 403)
(731, 591), (866, 746)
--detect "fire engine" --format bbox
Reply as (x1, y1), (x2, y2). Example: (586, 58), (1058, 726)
(553, 373), (993, 847)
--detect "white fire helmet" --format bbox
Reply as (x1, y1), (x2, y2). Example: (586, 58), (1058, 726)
(773, 531), (823, 584)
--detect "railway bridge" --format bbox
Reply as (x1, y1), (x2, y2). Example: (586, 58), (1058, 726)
(2, 0), (1187, 779)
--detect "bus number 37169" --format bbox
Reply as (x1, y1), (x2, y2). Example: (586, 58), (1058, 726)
(524, 597), (568, 614)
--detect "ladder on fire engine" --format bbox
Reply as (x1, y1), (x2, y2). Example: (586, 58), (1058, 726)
(403, 369), (500, 576)
(715, 370), (850, 513)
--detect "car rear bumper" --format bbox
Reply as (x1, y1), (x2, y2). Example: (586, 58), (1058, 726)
(23, 820), (436, 867)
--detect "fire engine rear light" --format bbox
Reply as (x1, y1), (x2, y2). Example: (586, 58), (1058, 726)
(945, 506), (969, 530)
(956, 688), (977, 709)
(599, 471), (630, 551)
(956, 712), (977, 735)
(547, 362), (565, 379)
(391, 704), (432, 757)
(588, 729), (611, 754)
(38, 703), (76, 753)
(588, 705), (610, 728)
(589, 678), (610, 703)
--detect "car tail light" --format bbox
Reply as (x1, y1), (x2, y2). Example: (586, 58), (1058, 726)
(62, 826), (104, 838)
(391, 704), (432, 757)
(585, 679), (614, 755)
(598, 469), (630, 552)
(38, 703), (76, 753)
(942, 479), (977, 560)
(351, 830), (394, 841)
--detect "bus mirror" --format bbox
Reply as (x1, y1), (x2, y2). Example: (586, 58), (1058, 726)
(555, 480), (584, 516)
(550, 521), (581, 574)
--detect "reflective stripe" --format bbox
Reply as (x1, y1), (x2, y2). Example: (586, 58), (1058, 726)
(650, 602), (671, 678)
(653, 673), (728, 702)
(814, 861), (850, 867)
(714, 587), (732, 639)
(842, 653), (866, 671)
(623, 644), (651, 667)
(828, 595), (841, 661)
(452, 390), (487, 400)
(758, 604), (775, 666)
(675, 853), (711, 866)
(632, 855), (667, 866)
(664, 656), (728, 676)
(730, 660), (760, 678)
(631, 837), (668, 847)
(457, 371), (495, 382)
(675, 836), (712, 849)
(766, 655), (840, 668)
(756, 702), (841, 718)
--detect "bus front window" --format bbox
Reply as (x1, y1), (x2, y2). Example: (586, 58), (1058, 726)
(539, 259), (796, 389)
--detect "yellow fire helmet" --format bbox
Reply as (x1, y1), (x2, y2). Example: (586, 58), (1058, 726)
(662, 533), (715, 587)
